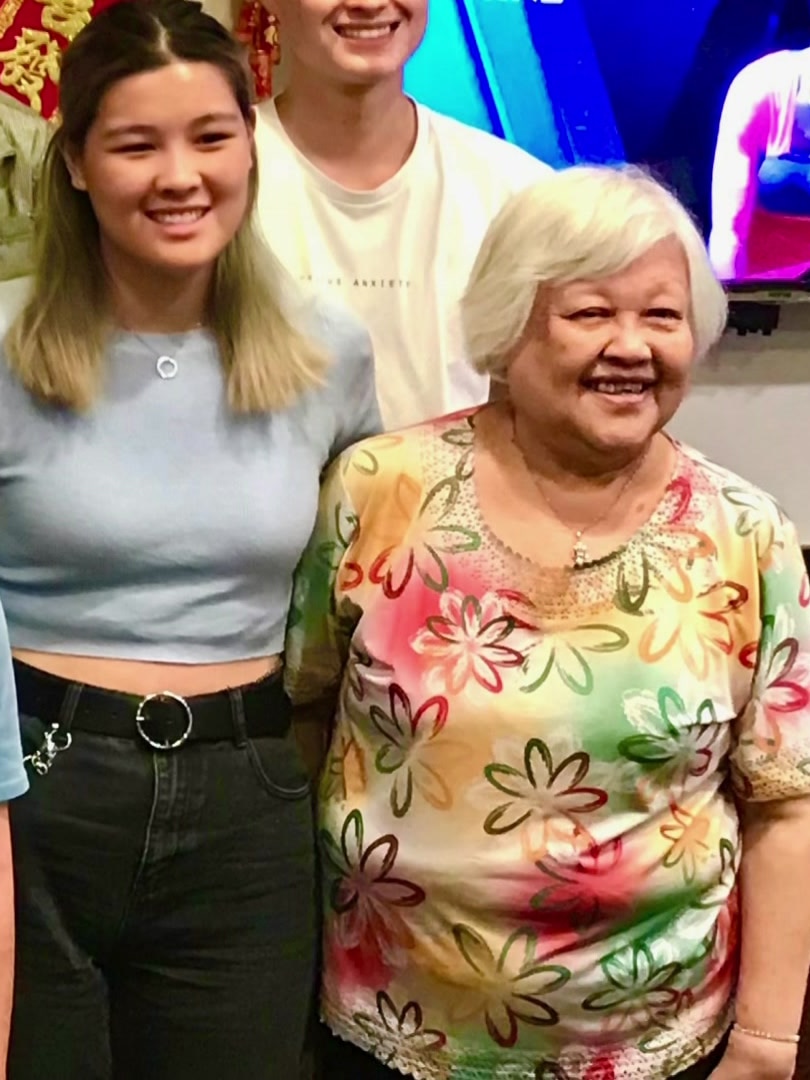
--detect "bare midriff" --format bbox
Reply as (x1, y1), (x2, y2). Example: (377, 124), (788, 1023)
(12, 650), (282, 696)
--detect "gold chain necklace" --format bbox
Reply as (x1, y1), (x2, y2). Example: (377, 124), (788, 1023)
(511, 415), (651, 570)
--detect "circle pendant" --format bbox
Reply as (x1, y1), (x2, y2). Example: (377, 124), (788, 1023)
(156, 355), (178, 380)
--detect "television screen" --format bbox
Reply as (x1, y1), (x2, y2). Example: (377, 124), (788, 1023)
(404, 0), (810, 290)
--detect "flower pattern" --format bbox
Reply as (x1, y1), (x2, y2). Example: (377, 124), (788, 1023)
(530, 837), (631, 931)
(451, 925), (570, 1046)
(370, 684), (460, 817)
(353, 991), (446, 1064)
(483, 737), (608, 859)
(660, 804), (713, 884)
(320, 810), (425, 970)
(583, 942), (683, 1029)
(411, 589), (526, 693)
(638, 575), (748, 680)
(618, 687), (724, 805)
(737, 606), (810, 755)
(521, 623), (630, 696)
(284, 411), (810, 1079)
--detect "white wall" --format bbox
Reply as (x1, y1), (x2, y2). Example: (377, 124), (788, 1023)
(670, 304), (810, 541)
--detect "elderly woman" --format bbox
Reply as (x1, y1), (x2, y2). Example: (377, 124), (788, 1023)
(286, 166), (810, 1080)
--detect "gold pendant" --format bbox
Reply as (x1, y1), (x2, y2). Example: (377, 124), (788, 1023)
(572, 533), (589, 569)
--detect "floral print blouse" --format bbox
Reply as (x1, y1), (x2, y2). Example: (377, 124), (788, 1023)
(285, 407), (810, 1080)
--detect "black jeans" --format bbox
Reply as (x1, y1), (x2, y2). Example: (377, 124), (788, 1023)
(319, 1028), (729, 1079)
(8, 677), (318, 1080)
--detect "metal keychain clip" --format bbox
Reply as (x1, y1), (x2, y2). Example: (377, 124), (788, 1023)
(23, 723), (73, 776)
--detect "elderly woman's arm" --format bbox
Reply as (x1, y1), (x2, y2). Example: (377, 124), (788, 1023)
(712, 797), (810, 1078)
(710, 514), (810, 1080)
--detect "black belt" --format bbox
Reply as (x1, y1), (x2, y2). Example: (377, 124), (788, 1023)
(13, 659), (291, 751)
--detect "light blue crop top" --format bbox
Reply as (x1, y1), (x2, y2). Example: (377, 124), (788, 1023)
(0, 298), (381, 662)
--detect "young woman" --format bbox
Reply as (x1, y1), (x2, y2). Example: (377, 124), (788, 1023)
(0, 1), (379, 1077)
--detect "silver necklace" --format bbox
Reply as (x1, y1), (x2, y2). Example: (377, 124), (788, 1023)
(511, 415), (650, 570)
(128, 324), (203, 381)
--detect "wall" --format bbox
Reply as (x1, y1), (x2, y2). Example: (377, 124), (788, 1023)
(201, 0), (235, 26)
(670, 305), (810, 541)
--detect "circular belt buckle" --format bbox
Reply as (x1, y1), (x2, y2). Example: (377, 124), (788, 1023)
(135, 691), (193, 751)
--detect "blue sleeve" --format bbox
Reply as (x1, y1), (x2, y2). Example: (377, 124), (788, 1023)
(0, 604), (26, 801)
(330, 321), (382, 456)
(304, 295), (383, 455)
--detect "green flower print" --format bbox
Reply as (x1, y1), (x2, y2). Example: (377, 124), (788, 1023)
(368, 423), (479, 598)
(722, 486), (780, 559)
(618, 688), (722, 794)
(451, 925), (570, 1047)
(370, 684), (460, 818)
(583, 941), (683, 1029)
(353, 991), (447, 1064)
(521, 624), (629, 696)
(483, 738), (607, 857)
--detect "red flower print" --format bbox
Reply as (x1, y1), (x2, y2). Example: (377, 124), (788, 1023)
(530, 838), (634, 931)
(639, 575), (748, 681)
(738, 609), (810, 755)
(320, 810), (425, 972)
(411, 589), (526, 693)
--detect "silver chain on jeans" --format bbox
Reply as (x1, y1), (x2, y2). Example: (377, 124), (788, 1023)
(23, 723), (72, 775)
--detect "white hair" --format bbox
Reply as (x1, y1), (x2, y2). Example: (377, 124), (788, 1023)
(462, 165), (728, 378)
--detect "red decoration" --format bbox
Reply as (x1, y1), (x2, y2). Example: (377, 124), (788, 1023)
(0, 0), (120, 118)
(234, 0), (278, 102)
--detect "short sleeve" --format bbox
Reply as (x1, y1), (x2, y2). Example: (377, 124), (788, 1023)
(302, 294), (383, 455)
(284, 451), (361, 707)
(0, 603), (27, 801)
(330, 322), (382, 456)
(730, 516), (810, 802)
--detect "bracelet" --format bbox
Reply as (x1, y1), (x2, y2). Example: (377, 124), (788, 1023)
(732, 1022), (800, 1046)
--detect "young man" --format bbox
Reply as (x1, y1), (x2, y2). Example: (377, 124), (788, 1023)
(254, 0), (551, 429)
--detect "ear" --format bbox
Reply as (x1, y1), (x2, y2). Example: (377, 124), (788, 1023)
(62, 146), (87, 191)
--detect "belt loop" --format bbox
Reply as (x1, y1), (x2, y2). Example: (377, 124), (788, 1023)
(56, 682), (83, 734)
(228, 689), (248, 748)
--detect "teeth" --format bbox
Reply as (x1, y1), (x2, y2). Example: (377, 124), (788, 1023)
(150, 210), (205, 224)
(336, 24), (395, 39)
(589, 380), (649, 395)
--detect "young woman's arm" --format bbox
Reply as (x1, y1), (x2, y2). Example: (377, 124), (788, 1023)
(0, 803), (13, 1079)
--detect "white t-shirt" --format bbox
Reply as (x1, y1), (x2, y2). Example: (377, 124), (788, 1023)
(254, 100), (551, 428)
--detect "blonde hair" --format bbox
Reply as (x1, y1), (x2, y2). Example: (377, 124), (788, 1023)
(5, 0), (326, 412)
(462, 165), (728, 379)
